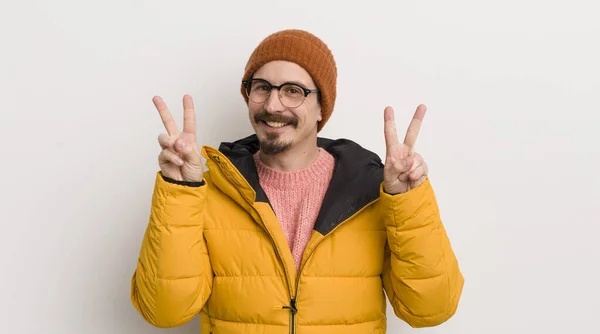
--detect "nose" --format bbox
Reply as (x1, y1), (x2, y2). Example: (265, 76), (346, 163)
(263, 89), (285, 114)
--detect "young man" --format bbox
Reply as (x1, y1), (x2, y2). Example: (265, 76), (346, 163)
(130, 29), (464, 334)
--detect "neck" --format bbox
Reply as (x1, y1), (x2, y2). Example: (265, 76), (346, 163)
(258, 136), (319, 172)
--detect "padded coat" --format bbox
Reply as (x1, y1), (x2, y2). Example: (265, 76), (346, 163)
(130, 135), (464, 333)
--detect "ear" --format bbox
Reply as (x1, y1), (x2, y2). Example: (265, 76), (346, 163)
(316, 104), (323, 122)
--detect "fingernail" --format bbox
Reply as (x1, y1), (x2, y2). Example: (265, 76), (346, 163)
(405, 158), (412, 168)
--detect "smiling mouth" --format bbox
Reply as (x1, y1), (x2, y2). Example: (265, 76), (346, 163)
(262, 120), (290, 128)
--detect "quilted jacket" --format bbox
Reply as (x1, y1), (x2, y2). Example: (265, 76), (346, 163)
(130, 134), (464, 334)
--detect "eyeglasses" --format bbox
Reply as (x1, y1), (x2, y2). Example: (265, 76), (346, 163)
(242, 78), (319, 108)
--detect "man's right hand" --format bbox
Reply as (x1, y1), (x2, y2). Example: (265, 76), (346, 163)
(153, 94), (204, 182)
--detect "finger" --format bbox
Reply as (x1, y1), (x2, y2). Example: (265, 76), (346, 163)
(388, 155), (414, 175)
(408, 165), (425, 181)
(159, 148), (184, 166)
(182, 94), (196, 135)
(384, 106), (401, 151)
(409, 160), (428, 180)
(419, 160), (429, 179)
(158, 133), (177, 150)
(403, 104), (427, 150)
(396, 163), (413, 182)
(174, 136), (202, 165)
(153, 96), (179, 136)
(398, 153), (423, 181)
(412, 174), (427, 187)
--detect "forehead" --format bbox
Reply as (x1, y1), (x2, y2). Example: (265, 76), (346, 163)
(253, 60), (315, 86)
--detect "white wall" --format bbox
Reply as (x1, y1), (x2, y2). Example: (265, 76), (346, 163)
(1, 0), (599, 333)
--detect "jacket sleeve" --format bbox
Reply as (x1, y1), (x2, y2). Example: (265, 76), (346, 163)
(130, 172), (213, 328)
(380, 177), (464, 328)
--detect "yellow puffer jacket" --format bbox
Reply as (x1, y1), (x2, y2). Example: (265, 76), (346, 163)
(131, 135), (464, 334)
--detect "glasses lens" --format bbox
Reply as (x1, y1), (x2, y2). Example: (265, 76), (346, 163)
(279, 84), (305, 108)
(248, 80), (270, 103)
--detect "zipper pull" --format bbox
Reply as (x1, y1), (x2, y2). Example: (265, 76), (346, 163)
(275, 302), (295, 312)
(282, 298), (297, 314)
(289, 298), (298, 314)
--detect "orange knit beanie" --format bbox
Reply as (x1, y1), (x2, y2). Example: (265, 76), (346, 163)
(241, 29), (337, 132)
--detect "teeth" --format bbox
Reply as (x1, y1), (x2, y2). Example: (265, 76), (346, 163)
(265, 121), (286, 128)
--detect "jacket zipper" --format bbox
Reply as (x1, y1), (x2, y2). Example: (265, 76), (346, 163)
(282, 298), (297, 334)
(246, 198), (377, 333)
(245, 201), (297, 333)
(256, 210), (297, 334)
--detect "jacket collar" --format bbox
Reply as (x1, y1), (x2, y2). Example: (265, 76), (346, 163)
(203, 134), (384, 235)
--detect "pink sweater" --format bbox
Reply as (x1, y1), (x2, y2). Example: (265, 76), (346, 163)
(253, 148), (335, 271)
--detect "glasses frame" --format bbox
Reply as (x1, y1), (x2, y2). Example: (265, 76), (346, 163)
(242, 78), (319, 108)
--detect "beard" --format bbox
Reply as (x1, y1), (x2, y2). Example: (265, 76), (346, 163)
(253, 110), (299, 155)
(260, 133), (291, 155)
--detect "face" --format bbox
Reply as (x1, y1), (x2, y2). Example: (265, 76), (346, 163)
(246, 61), (322, 155)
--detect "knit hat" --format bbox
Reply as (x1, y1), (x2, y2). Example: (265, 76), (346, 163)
(241, 29), (337, 132)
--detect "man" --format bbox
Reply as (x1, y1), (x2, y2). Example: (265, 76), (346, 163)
(130, 29), (464, 334)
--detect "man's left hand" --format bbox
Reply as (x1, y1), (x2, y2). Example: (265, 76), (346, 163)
(383, 104), (428, 194)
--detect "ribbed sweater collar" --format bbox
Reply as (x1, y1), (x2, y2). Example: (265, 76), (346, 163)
(253, 148), (334, 190)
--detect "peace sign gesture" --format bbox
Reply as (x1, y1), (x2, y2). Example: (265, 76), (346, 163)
(153, 94), (204, 182)
(383, 104), (429, 194)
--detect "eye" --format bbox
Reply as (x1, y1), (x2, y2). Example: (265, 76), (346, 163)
(283, 85), (302, 96)
(251, 83), (269, 92)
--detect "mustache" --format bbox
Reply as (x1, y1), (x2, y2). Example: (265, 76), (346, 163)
(254, 111), (299, 126)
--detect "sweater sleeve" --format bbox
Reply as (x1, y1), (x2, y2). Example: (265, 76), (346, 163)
(380, 177), (464, 328)
(130, 172), (213, 328)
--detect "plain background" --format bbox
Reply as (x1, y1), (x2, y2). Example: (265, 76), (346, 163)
(1, 0), (599, 333)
